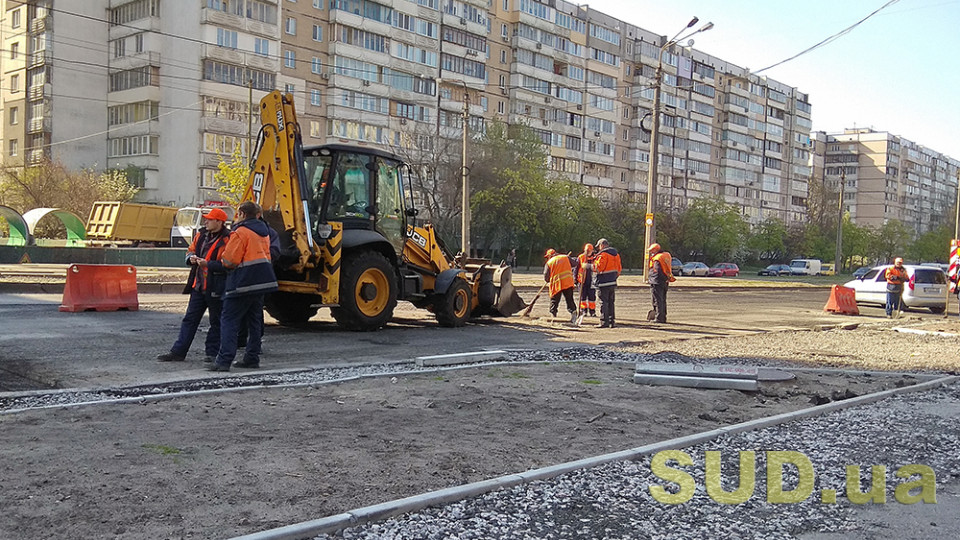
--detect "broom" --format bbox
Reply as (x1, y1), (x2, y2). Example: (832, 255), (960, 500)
(520, 282), (549, 318)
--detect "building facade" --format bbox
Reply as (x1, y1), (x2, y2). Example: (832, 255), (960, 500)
(1, 0), (814, 226)
(812, 128), (959, 234)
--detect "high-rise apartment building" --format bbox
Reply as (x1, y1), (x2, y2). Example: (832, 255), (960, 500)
(812, 128), (959, 234)
(1, 0), (814, 226)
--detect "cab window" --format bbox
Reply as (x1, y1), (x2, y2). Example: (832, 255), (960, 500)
(329, 153), (371, 220)
(375, 158), (404, 254)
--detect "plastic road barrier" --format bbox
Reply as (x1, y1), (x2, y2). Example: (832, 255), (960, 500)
(59, 264), (139, 312)
(823, 284), (859, 315)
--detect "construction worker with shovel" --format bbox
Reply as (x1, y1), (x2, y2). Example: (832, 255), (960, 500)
(543, 248), (578, 323)
(576, 243), (597, 325)
(885, 257), (907, 318)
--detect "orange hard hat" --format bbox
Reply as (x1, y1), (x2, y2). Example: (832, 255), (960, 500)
(203, 208), (229, 222)
(649, 243), (661, 253)
(544, 248), (556, 258)
(583, 243), (594, 253)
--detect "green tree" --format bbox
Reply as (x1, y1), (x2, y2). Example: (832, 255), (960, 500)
(746, 217), (787, 262)
(215, 143), (251, 207)
(869, 219), (911, 262)
(680, 198), (748, 263)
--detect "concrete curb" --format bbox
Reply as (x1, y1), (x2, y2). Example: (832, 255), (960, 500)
(229, 374), (958, 540)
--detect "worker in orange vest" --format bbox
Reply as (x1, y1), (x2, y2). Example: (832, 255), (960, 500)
(543, 248), (577, 323)
(648, 243), (676, 323)
(884, 257), (907, 318)
(593, 238), (622, 328)
(577, 243), (597, 317)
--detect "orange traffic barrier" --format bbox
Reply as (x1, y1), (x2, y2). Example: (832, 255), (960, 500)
(823, 284), (859, 315)
(59, 264), (139, 312)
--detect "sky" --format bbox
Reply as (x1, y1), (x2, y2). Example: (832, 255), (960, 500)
(582, 0), (960, 159)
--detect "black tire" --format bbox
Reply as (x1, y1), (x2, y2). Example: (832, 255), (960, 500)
(264, 291), (320, 325)
(330, 251), (398, 331)
(434, 279), (472, 327)
(929, 306), (945, 314)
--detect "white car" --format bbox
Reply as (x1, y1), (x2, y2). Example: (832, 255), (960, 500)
(843, 265), (947, 314)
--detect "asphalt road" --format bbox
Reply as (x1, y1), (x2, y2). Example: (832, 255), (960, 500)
(0, 284), (903, 392)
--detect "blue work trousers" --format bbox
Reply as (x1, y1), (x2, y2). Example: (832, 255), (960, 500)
(216, 294), (265, 367)
(886, 289), (903, 316)
(170, 289), (222, 357)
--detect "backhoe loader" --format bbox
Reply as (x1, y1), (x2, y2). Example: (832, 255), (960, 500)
(240, 90), (525, 331)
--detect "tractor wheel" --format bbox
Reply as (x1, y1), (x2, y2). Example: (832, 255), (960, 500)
(264, 292), (320, 325)
(330, 251), (398, 331)
(434, 278), (472, 328)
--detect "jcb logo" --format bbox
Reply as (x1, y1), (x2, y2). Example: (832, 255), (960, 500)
(252, 172), (264, 204)
(408, 229), (428, 249)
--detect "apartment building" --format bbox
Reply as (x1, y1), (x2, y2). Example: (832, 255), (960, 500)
(1, 0), (813, 224)
(812, 128), (959, 234)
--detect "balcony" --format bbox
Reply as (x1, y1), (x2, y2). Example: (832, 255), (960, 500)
(27, 116), (51, 133)
(30, 16), (50, 33)
(28, 50), (51, 68)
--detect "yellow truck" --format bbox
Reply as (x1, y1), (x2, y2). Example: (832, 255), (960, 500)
(85, 202), (179, 246)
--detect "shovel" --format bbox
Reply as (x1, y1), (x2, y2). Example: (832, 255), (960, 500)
(520, 282), (548, 318)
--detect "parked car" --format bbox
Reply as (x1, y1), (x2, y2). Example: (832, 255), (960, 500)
(671, 258), (683, 276)
(843, 265), (947, 313)
(758, 264), (792, 276)
(821, 263), (836, 276)
(681, 262), (710, 276)
(707, 262), (740, 277)
(852, 266), (872, 279)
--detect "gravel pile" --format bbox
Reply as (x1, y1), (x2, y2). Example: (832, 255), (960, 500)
(0, 345), (817, 414)
(315, 381), (960, 540)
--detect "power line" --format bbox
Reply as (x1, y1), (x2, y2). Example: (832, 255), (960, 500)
(753, 0), (901, 74)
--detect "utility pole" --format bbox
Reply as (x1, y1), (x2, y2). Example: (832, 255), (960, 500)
(461, 86), (470, 258)
(835, 169), (845, 273)
(247, 79), (253, 163)
(955, 168), (960, 239)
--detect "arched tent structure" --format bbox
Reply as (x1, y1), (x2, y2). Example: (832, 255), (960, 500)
(0, 205), (31, 246)
(22, 208), (86, 246)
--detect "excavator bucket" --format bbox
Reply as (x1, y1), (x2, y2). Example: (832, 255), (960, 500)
(470, 264), (525, 317)
(492, 265), (526, 316)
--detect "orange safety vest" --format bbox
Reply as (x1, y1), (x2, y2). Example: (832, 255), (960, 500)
(885, 266), (907, 285)
(546, 254), (575, 296)
(650, 252), (675, 282)
(577, 252), (594, 285)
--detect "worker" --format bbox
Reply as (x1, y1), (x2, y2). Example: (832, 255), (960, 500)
(205, 201), (278, 372)
(593, 238), (622, 328)
(543, 248), (577, 323)
(157, 208), (231, 363)
(577, 243), (597, 317)
(647, 243), (676, 323)
(884, 257), (907, 318)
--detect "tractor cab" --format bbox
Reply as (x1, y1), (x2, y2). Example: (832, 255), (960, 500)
(302, 144), (410, 257)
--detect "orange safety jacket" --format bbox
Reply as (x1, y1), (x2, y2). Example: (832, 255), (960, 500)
(577, 253), (594, 287)
(186, 228), (230, 296)
(218, 219), (278, 298)
(594, 247), (622, 288)
(649, 252), (676, 285)
(885, 266), (907, 287)
(544, 254), (575, 296)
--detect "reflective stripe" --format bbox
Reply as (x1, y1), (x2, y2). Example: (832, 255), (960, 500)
(236, 257), (271, 268)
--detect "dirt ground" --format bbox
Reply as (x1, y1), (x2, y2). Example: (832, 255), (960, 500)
(0, 361), (921, 540)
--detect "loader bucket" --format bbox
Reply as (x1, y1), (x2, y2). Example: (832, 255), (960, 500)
(475, 265), (525, 317)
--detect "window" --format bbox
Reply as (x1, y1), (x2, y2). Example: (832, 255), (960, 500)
(11, 9), (20, 28)
(254, 38), (269, 56)
(111, 0), (159, 25)
(203, 60), (276, 90)
(284, 50), (296, 68)
(108, 101), (160, 126)
(313, 0), (324, 7)
(311, 57), (322, 74)
(134, 33), (144, 52)
(311, 89), (321, 106)
(9, 107), (17, 125)
(10, 42), (18, 60)
(217, 28), (238, 49)
(285, 17), (297, 35)
(9, 139), (18, 157)
(10, 74), (19, 93)
(285, 84), (295, 94)
(108, 135), (159, 157)
(109, 66), (157, 92)
(312, 24), (323, 41)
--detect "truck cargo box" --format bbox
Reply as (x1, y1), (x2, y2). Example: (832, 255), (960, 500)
(86, 202), (178, 244)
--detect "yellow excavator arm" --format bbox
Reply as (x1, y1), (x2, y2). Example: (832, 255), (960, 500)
(243, 90), (320, 274)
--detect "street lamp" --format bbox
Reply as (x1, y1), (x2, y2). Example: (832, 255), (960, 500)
(643, 17), (714, 281)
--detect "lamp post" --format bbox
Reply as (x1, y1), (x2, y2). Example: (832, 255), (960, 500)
(461, 85), (470, 258)
(643, 17), (713, 281)
(835, 169), (845, 273)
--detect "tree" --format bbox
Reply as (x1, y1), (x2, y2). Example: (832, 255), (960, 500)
(870, 219), (911, 262)
(746, 217), (787, 262)
(680, 198), (748, 263)
(215, 143), (250, 207)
